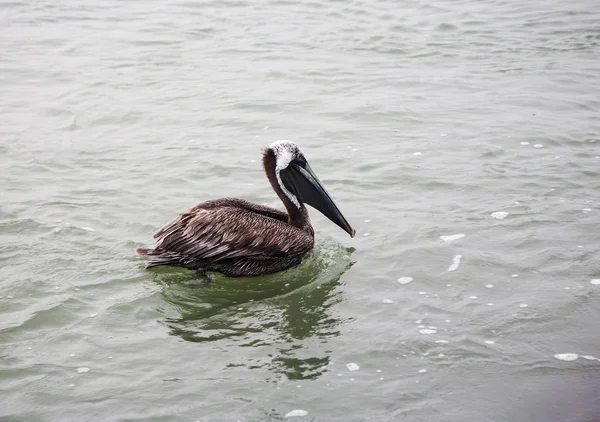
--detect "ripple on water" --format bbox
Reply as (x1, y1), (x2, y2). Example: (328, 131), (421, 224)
(346, 363), (360, 371)
(397, 277), (413, 284)
(491, 212), (509, 219)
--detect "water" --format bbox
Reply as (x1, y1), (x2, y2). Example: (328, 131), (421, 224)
(1, 0), (600, 420)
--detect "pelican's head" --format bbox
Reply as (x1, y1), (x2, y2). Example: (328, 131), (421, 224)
(263, 140), (355, 238)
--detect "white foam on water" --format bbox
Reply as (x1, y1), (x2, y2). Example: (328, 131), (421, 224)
(376, 369), (382, 373)
(434, 340), (449, 344)
(485, 284), (493, 288)
(469, 296), (478, 300)
(487, 303), (494, 306)
(441, 133), (447, 137)
(520, 142), (530, 145)
(382, 299), (393, 304)
(77, 367), (90, 373)
(534, 144), (544, 148)
(397, 277), (413, 285)
(485, 340), (495, 345)
(419, 329), (437, 334)
(444, 319), (451, 323)
(581, 355), (597, 361)
(590, 279), (600, 285)
(415, 319), (422, 324)
(363, 233), (370, 236)
(519, 304), (528, 308)
(418, 369), (427, 373)
(554, 353), (579, 362)
(512, 274), (519, 278)
(285, 410), (308, 418)
(491, 211), (509, 219)
(439, 353), (445, 357)
(440, 233), (465, 242)
(89, 314), (97, 318)
(81, 227), (95, 232)
(418, 325), (425, 328)
(448, 255), (462, 272)
(419, 291), (427, 295)
(446, 284), (452, 287)
(346, 363), (360, 372)
(364, 219), (371, 223)
(428, 326), (437, 329)
(413, 152), (422, 156)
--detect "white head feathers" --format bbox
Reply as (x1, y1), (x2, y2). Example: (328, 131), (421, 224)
(268, 140), (304, 208)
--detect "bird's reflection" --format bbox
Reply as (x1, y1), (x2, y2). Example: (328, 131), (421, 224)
(152, 239), (354, 380)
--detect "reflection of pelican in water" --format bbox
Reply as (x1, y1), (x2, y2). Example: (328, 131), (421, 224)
(158, 239), (354, 380)
(137, 141), (355, 277)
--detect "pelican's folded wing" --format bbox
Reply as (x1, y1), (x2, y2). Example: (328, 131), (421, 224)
(151, 200), (311, 263)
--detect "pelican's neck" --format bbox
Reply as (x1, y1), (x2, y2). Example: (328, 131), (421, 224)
(263, 148), (313, 233)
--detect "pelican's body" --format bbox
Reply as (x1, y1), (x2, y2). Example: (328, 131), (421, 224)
(136, 141), (354, 277)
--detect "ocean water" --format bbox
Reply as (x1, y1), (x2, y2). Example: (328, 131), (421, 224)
(1, 0), (600, 420)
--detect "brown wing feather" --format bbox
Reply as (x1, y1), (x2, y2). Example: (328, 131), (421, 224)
(151, 199), (312, 264)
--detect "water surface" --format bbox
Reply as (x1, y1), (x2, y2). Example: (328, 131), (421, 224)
(1, 0), (600, 420)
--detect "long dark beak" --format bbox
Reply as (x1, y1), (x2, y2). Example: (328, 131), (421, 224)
(280, 161), (355, 237)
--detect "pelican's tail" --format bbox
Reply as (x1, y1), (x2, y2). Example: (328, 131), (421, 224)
(136, 246), (182, 268)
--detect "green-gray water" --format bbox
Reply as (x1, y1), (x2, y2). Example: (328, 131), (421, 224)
(1, 0), (600, 421)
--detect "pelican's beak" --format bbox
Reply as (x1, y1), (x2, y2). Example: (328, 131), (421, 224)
(280, 161), (355, 237)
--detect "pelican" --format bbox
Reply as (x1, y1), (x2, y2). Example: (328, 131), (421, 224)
(136, 140), (355, 277)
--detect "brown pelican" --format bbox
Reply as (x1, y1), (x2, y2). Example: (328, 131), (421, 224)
(136, 140), (355, 277)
